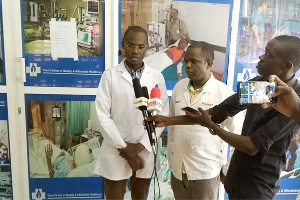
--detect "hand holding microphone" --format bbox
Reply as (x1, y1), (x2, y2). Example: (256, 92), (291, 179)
(132, 78), (157, 155)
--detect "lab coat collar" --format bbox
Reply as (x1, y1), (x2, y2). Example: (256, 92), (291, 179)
(119, 61), (132, 84)
(201, 74), (216, 93)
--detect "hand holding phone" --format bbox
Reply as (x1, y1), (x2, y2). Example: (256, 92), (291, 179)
(181, 107), (200, 115)
(238, 81), (276, 105)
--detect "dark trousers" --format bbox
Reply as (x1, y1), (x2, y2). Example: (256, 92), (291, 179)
(104, 175), (151, 200)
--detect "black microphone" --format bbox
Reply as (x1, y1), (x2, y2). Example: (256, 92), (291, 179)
(132, 78), (148, 111)
(132, 78), (156, 155)
(142, 86), (156, 146)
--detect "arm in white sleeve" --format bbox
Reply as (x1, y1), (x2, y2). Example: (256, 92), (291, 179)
(95, 70), (127, 149)
(139, 129), (152, 153)
(176, 62), (183, 74)
(155, 74), (170, 139)
(167, 84), (177, 141)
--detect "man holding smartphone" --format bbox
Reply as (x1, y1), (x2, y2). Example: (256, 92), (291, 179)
(148, 35), (300, 199)
(266, 75), (300, 125)
(168, 41), (244, 199)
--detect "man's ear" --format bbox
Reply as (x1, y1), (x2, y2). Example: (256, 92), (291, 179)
(121, 40), (124, 49)
(206, 60), (213, 69)
(284, 61), (293, 71)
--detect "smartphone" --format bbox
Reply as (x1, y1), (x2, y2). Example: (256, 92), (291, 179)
(181, 107), (200, 115)
(238, 81), (276, 105)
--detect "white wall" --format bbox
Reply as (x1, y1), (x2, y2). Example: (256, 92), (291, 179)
(173, 1), (230, 47)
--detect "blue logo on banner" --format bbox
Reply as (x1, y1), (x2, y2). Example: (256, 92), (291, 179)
(32, 189), (46, 200)
(24, 55), (105, 88)
(26, 63), (41, 77)
(29, 177), (104, 200)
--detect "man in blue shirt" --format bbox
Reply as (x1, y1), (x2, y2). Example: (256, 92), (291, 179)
(251, 1), (268, 54)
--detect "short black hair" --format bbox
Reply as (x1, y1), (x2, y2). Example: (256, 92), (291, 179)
(188, 41), (214, 61)
(275, 35), (300, 73)
(123, 26), (148, 44)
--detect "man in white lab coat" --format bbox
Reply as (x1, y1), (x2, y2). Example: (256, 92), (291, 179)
(94, 26), (169, 199)
(168, 41), (244, 199)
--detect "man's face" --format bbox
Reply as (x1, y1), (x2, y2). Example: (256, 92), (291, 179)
(123, 31), (148, 68)
(257, 38), (285, 78)
(170, 9), (178, 20)
(184, 47), (211, 83)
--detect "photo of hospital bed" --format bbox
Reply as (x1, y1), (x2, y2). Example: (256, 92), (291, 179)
(28, 130), (100, 178)
(143, 40), (225, 83)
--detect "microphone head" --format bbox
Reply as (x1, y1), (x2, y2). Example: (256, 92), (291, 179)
(132, 78), (147, 111)
(142, 86), (150, 99)
(150, 87), (161, 99)
(132, 78), (144, 98)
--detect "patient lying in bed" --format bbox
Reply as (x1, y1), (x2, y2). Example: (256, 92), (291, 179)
(29, 135), (100, 178)
(45, 143), (93, 178)
(144, 38), (188, 73)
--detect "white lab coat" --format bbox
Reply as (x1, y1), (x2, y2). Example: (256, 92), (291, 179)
(93, 61), (169, 180)
(168, 75), (244, 181)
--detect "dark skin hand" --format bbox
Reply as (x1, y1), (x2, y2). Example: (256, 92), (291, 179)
(118, 143), (145, 159)
(262, 75), (300, 124)
(118, 142), (145, 171)
(127, 156), (144, 171)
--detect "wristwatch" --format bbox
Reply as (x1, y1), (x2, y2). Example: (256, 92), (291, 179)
(207, 122), (220, 135)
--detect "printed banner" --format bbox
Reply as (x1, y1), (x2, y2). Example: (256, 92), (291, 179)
(24, 55), (104, 87)
(22, 0), (105, 87)
(233, 0), (300, 91)
(120, 0), (233, 91)
(0, 94), (12, 199)
(233, 1), (300, 199)
(26, 94), (104, 200)
(120, 1), (234, 200)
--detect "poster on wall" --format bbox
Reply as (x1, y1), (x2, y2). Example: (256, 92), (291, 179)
(26, 94), (104, 200)
(0, 94), (13, 199)
(120, 0), (234, 91)
(232, 1), (300, 199)
(120, 0), (234, 200)
(232, 0), (300, 91)
(22, 0), (105, 87)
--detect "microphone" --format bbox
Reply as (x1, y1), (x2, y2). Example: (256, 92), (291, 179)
(142, 86), (157, 147)
(132, 78), (157, 155)
(132, 78), (148, 110)
(148, 86), (162, 116)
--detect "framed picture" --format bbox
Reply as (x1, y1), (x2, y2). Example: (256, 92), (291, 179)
(52, 106), (61, 118)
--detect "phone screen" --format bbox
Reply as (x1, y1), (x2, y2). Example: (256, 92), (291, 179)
(238, 81), (276, 105)
(181, 107), (200, 115)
